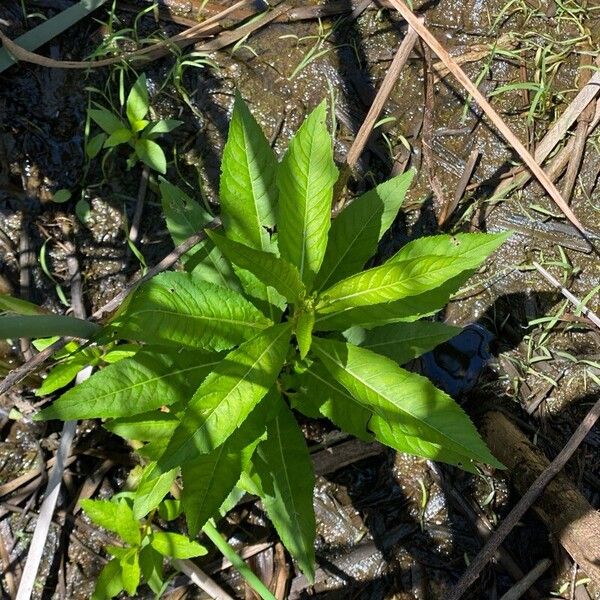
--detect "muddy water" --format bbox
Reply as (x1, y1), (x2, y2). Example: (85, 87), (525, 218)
(0, 0), (599, 598)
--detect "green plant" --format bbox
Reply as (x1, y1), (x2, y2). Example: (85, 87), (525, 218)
(22, 95), (508, 597)
(87, 72), (182, 174)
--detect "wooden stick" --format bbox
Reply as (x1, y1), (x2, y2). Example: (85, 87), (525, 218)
(387, 0), (588, 237)
(499, 559), (551, 600)
(448, 402), (600, 599)
(334, 23), (419, 204)
(532, 262), (600, 329)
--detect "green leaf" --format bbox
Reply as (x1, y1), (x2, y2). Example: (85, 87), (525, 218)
(126, 73), (149, 124)
(104, 412), (179, 441)
(0, 314), (100, 340)
(86, 132), (107, 159)
(104, 127), (132, 148)
(35, 358), (89, 396)
(139, 545), (164, 595)
(311, 337), (503, 470)
(144, 119), (183, 137)
(151, 532), (207, 559)
(81, 499), (141, 546)
(111, 272), (271, 351)
(206, 230), (305, 303)
(317, 232), (507, 315)
(89, 106), (126, 135)
(157, 323), (292, 471)
(295, 310), (314, 359)
(120, 548), (141, 595)
(91, 558), (124, 600)
(314, 271), (476, 331)
(135, 139), (166, 173)
(52, 189), (72, 203)
(159, 179), (213, 244)
(315, 170), (414, 290)
(133, 462), (178, 519)
(387, 232), (510, 267)
(159, 180), (240, 290)
(277, 101), (338, 288)
(293, 361), (372, 441)
(181, 392), (271, 535)
(219, 92), (278, 250)
(38, 350), (219, 420)
(219, 93), (281, 316)
(158, 499), (182, 521)
(252, 403), (315, 580)
(345, 321), (460, 365)
(130, 119), (149, 133)
(0, 294), (47, 315)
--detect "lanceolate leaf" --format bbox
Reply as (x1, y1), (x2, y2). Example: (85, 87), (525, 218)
(37, 350), (220, 420)
(104, 412), (179, 441)
(159, 180), (240, 290)
(315, 170), (414, 290)
(80, 499), (141, 546)
(252, 402), (316, 580)
(294, 362), (372, 441)
(345, 321), (461, 365)
(388, 232), (510, 265)
(295, 310), (314, 359)
(311, 337), (503, 469)
(277, 101), (338, 288)
(111, 272), (270, 351)
(314, 270), (475, 331)
(157, 323), (292, 471)
(206, 230), (305, 303)
(317, 232), (507, 315)
(135, 139), (166, 174)
(181, 394), (271, 535)
(127, 73), (149, 124)
(220, 92), (278, 249)
(89, 106), (126, 135)
(133, 462), (178, 519)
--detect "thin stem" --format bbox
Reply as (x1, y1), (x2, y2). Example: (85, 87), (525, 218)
(202, 520), (277, 600)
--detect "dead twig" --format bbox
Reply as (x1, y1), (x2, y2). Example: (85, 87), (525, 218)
(387, 0), (588, 237)
(334, 23), (419, 204)
(448, 401), (600, 599)
(173, 559), (235, 600)
(0, 0), (254, 69)
(499, 559), (552, 600)
(532, 262), (600, 330)
(421, 42), (449, 223)
(440, 148), (479, 226)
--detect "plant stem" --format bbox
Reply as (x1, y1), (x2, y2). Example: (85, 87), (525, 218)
(202, 520), (277, 600)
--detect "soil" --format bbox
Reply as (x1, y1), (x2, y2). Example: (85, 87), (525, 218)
(0, 0), (599, 598)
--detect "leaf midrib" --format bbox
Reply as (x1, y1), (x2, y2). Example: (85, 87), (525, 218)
(59, 361), (220, 410)
(272, 415), (311, 559)
(318, 257), (469, 311)
(317, 207), (378, 291)
(126, 308), (269, 330)
(315, 344), (479, 458)
(175, 326), (290, 455)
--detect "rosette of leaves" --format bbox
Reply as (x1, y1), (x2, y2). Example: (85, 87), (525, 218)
(38, 94), (508, 591)
(87, 73), (181, 174)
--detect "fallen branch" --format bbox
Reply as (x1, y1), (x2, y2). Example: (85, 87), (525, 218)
(0, 0), (254, 69)
(448, 404), (600, 599)
(387, 0), (588, 237)
(334, 22), (419, 203)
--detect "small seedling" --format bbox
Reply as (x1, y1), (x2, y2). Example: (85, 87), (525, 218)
(87, 73), (182, 174)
